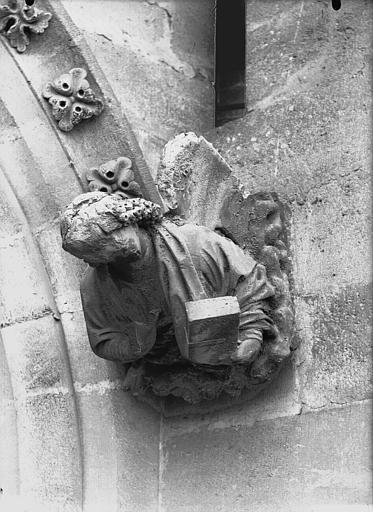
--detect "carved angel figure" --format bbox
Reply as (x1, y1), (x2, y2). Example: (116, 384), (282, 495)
(62, 191), (280, 363)
(61, 137), (294, 404)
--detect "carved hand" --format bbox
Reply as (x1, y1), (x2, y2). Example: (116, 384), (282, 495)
(230, 329), (263, 365)
(94, 321), (156, 363)
(216, 329), (262, 365)
(93, 328), (140, 363)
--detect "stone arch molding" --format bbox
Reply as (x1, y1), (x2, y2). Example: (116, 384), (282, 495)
(0, 2), (160, 511)
(0, 1), (294, 510)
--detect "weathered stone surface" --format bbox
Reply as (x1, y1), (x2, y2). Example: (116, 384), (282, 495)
(0, 335), (18, 499)
(161, 356), (300, 418)
(206, 0), (372, 409)
(42, 67), (104, 132)
(0, 5), (164, 508)
(295, 285), (372, 409)
(158, 0), (372, 508)
(61, 192), (162, 264)
(0, 0), (370, 509)
(85, 156), (142, 198)
(4, 0), (163, 206)
(149, 133), (294, 406)
(75, 390), (159, 512)
(161, 401), (372, 512)
(61, 0), (215, 173)
(0, 0), (52, 53)
(61, 187), (289, 404)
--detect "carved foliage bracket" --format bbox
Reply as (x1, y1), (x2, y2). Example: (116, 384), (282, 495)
(0, 0), (52, 53)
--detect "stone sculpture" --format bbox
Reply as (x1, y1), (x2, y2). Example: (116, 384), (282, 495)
(86, 156), (143, 198)
(0, 0), (52, 53)
(42, 68), (104, 132)
(61, 141), (294, 404)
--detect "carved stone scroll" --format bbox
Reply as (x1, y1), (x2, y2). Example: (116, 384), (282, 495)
(42, 68), (104, 132)
(0, 0), (52, 53)
(60, 136), (295, 405)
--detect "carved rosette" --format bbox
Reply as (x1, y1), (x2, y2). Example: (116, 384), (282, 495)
(42, 68), (104, 132)
(0, 0), (52, 53)
(85, 157), (142, 198)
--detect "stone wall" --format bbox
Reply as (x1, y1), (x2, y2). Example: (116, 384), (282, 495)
(0, 0), (371, 511)
(159, 1), (372, 510)
(0, 1), (215, 510)
(61, 0), (215, 173)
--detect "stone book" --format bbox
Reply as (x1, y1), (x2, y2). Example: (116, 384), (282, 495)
(184, 296), (240, 365)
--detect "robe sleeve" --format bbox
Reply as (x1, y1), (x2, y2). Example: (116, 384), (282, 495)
(80, 267), (157, 363)
(190, 227), (276, 342)
(235, 263), (276, 340)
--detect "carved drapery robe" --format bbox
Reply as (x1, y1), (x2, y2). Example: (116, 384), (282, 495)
(80, 220), (276, 366)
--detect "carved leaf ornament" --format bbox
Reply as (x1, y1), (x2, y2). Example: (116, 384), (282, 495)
(85, 157), (143, 199)
(42, 68), (104, 132)
(0, 0), (52, 53)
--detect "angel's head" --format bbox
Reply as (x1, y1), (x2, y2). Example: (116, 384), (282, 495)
(60, 192), (163, 266)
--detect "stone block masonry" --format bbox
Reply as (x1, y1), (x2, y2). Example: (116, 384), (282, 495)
(0, 0), (370, 510)
(159, 0), (372, 510)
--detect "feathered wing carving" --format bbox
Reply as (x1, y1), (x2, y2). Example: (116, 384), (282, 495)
(156, 132), (295, 384)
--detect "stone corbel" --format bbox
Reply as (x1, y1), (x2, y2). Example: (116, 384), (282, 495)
(60, 133), (295, 407)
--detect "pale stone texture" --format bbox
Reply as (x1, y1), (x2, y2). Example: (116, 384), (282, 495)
(0, 4), (164, 506)
(161, 401), (372, 512)
(0, 336), (19, 499)
(0, 0), (371, 510)
(160, 0), (372, 510)
(61, 0), (215, 174)
(206, 0), (372, 411)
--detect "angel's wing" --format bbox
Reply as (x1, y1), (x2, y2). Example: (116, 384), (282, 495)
(157, 132), (295, 380)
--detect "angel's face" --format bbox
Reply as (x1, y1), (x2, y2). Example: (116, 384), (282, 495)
(84, 224), (143, 267)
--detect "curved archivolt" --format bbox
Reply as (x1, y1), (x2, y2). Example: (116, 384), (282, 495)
(0, 3), (160, 510)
